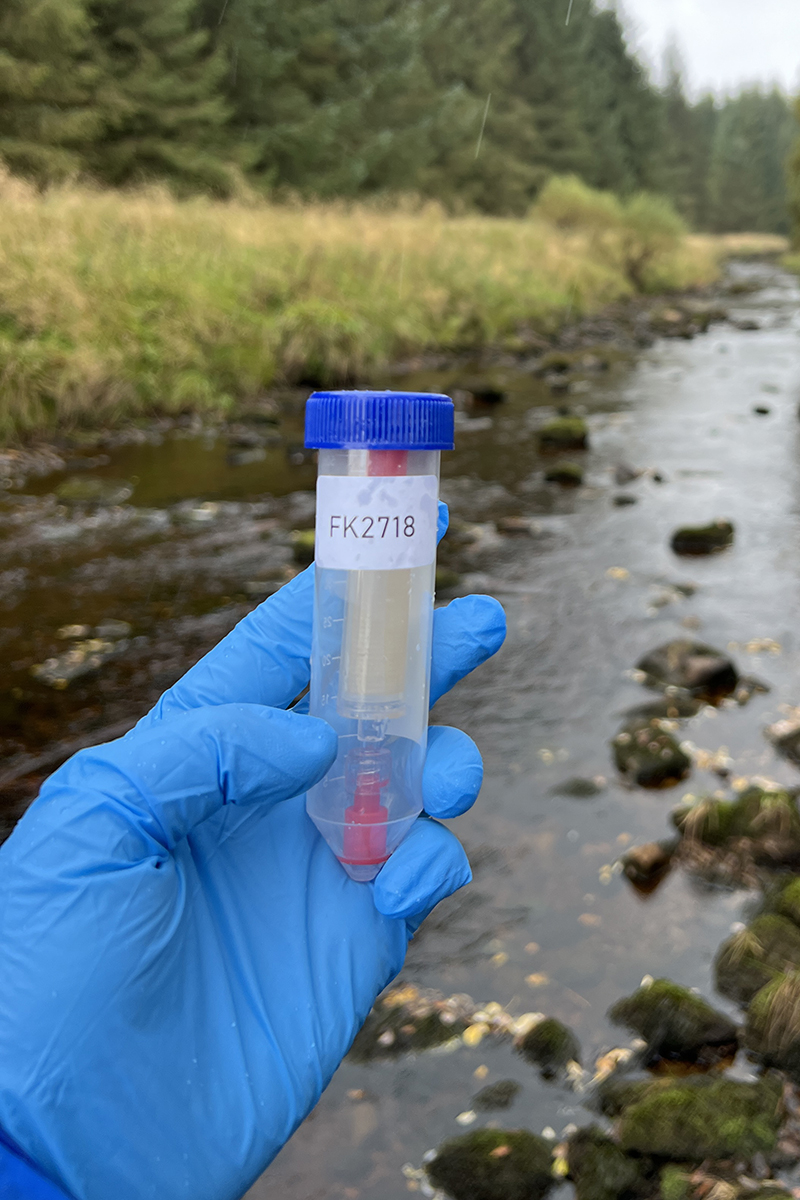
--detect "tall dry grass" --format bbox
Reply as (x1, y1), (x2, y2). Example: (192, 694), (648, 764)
(0, 170), (721, 439)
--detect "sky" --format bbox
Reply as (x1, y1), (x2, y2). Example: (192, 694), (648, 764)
(616, 0), (800, 96)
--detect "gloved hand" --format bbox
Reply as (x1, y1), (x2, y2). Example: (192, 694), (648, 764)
(0, 535), (505, 1200)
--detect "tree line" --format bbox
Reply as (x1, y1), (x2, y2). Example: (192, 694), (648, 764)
(1, 0), (797, 233)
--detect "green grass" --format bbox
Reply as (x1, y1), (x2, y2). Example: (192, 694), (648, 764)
(0, 168), (722, 439)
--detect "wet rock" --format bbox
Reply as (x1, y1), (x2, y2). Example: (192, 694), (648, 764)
(551, 776), (605, 799)
(615, 463), (642, 486)
(472, 1080), (521, 1111)
(538, 350), (574, 374)
(766, 716), (800, 767)
(290, 529), (315, 566)
(496, 516), (539, 536)
(538, 417), (588, 452)
(754, 405), (772, 415)
(227, 447), (266, 467)
(54, 476), (134, 506)
(734, 317), (761, 331)
(566, 1126), (652, 1200)
(670, 521), (734, 556)
(636, 639), (738, 702)
(544, 460), (583, 487)
(612, 717), (691, 789)
(621, 840), (676, 894)
(714, 914), (800, 1006)
(31, 638), (128, 690)
(516, 1017), (580, 1079)
(608, 978), (738, 1067)
(613, 494), (637, 506)
(425, 1129), (555, 1200)
(468, 387), (506, 406)
(614, 1074), (782, 1160)
(673, 786), (800, 870)
(544, 373), (570, 393)
(347, 986), (471, 1062)
(747, 972), (800, 1077)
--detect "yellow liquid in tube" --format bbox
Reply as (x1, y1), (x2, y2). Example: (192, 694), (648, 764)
(338, 568), (411, 720)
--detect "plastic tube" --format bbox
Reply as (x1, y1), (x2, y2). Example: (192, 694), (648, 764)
(304, 391), (454, 880)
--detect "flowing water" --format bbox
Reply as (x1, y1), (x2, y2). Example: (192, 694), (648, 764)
(1, 262), (799, 1198)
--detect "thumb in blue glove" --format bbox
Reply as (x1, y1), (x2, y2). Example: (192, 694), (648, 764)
(0, 566), (505, 1200)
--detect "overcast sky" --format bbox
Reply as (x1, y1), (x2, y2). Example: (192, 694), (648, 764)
(616, 0), (800, 95)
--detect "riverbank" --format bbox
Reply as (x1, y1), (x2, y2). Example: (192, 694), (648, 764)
(0, 173), (747, 441)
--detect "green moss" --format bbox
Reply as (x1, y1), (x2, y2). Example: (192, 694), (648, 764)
(516, 1017), (581, 1079)
(746, 970), (800, 1077)
(714, 914), (800, 1005)
(567, 1126), (651, 1200)
(426, 1129), (555, 1200)
(670, 521), (734, 556)
(612, 718), (691, 789)
(544, 459), (583, 486)
(659, 1165), (691, 1200)
(538, 416), (588, 452)
(775, 876), (800, 926)
(617, 1075), (782, 1160)
(608, 978), (737, 1065)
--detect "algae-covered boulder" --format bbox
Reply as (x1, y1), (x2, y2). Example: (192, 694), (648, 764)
(612, 718), (691, 789)
(636, 640), (738, 701)
(659, 1165), (691, 1200)
(746, 971), (800, 1077)
(538, 416), (588, 452)
(673, 786), (800, 869)
(714, 913), (800, 1006)
(670, 521), (734, 556)
(516, 1017), (580, 1079)
(615, 1074), (782, 1160)
(425, 1129), (555, 1200)
(472, 1080), (521, 1111)
(544, 460), (583, 486)
(566, 1126), (651, 1200)
(608, 978), (738, 1066)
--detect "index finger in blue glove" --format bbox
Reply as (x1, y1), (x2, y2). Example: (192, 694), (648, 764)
(423, 725), (483, 819)
(27, 705), (337, 862)
(138, 504), (505, 727)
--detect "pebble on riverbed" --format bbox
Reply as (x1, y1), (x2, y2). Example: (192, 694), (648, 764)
(515, 1017), (581, 1080)
(538, 416), (588, 452)
(621, 840), (677, 894)
(54, 476), (134, 506)
(425, 1129), (555, 1200)
(608, 978), (738, 1068)
(544, 460), (583, 487)
(550, 776), (606, 799)
(612, 717), (692, 789)
(670, 520), (735, 556)
(472, 1080), (521, 1111)
(30, 636), (129, 689)
(715, 914), (800, 1006)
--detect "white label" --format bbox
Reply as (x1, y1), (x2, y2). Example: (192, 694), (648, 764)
(315, 474), (438, 571)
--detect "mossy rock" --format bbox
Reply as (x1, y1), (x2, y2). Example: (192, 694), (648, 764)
(775, 876), (800, 926)
(544, 459), (583, 486)
(551, 776), (605, 799)
(714, 913), (800, 1005)
(608, 978), (737, 1066)
(612, 718), (691, 789)
(538, 350), (575, 374)
(616, 1074), (782, 1160)
(567, 1126), (652, 1200)
(291, 528), (315, 565)
(659, 1165), (691, 1200)
(425, 1128), (555, 1200)
(746, 971), (800, 1077)
(670, 521), (734, 556)
(538, 416), (588, 452)
(347, 1006), (466, 1063)
(472, 1080), (522, 1111)
(516, 1017), (580, 1079)
(673, 786), (800, 868)
(636, 640), (738, 701)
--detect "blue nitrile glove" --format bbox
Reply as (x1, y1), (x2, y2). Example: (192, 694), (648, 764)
(0, 524), (506, 1200)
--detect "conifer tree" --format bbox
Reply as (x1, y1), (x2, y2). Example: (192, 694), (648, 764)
(708, 89), (795, 234)
(86, 0), (233, 194)
(0, 0), (101, 183)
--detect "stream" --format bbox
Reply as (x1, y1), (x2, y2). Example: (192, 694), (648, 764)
(1, 261), (799, 1199)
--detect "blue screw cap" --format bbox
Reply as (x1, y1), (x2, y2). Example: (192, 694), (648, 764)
(304, 390), (454, 451)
